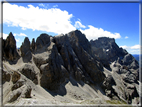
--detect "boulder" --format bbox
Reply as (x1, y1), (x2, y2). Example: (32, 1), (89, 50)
(12, 71), (21, 84)
(40, 63), (53, 88)
(103, 75), (116, 90)
(11, 80), (24, 91)
(18, 64), (39, 85)
(2, 69), (11, 84)
(124, 85), (139, 104)
(122, 73), (137, 84)
(8, 85), (32, 102)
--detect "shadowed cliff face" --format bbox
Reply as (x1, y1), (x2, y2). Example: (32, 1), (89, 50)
(90, 37), (128, 67)
(2, 32), (20, 61)
(2, 30), (140, 105)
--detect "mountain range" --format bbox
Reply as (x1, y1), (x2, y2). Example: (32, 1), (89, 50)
(2, 30), (141, 106)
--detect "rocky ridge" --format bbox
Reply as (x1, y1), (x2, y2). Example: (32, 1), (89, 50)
(2, 30), (141, 105)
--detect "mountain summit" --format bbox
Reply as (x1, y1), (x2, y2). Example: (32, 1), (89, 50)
(2, 30), (141, 106)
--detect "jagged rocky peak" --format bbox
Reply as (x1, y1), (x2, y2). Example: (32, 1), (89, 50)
(20, 37), (31, 57)
(2, 32), (20, 61)
(6, 32), (17, 48)
(90, 37), (128, 63)
(90, 37), (115, 49)
(35, 33), (51, 50)
(67, 30), (92, 55)
(30, 38), (36, 52)
(90, 37), (125, 54)
(2, 30), (141, 105)
(54, 30), (105, 83)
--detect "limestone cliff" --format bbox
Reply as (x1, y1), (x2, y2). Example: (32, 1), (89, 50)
(2, 30), (141, 105)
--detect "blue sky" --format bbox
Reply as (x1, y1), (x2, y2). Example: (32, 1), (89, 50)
(2, 2), (140, 54)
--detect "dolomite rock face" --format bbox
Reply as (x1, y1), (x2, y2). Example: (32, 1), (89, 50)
(20, 37), (30, 57)
(90, 37), (140, 104)
(35, 33), (51, 50)
(20, 37), (32, 63)
(30, 38), (35, 52)
(3, 32), (20, 61)
(2, 30), (141, 105)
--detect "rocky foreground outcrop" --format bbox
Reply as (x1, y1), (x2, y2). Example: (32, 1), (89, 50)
(2, 30), (141, 105)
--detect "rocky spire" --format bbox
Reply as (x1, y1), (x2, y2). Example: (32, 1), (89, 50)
(20, 37), (30, 57)
(3, 32), (20, 61)
(30, 38), (35, 52)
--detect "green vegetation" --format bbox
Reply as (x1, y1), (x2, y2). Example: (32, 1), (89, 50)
(106, 100), (127, 104)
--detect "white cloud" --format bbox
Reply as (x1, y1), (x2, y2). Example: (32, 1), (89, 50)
(74, 21), (86, 29)
(129, 49), (140, 54)
(3, 3), (76, 35)
(3, 3), (123, 42)
(125, 36), (128, 39)
(119, 44), (141, 54)
(53, 5), (58, 8)
(130, 45), (140, 49)
(39, 3), (45, 7)
(1, 33), (8, 39)
(77, 18), (81, 22)
(14, 33), (27, 37)
(80, 25), (121, 41)
(3, 3), (122, 40)
(130, 50), (140, 52)
(15, 38), (20, 42)
(13, 33), (16, 36)
(120, 45), (129, 49)
(38, 3), (49, 8)
(120, 44), (141, 50)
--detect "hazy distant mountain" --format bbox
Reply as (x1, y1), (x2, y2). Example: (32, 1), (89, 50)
(2, 30), (141, 106)
(132, 54), (140, 62)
